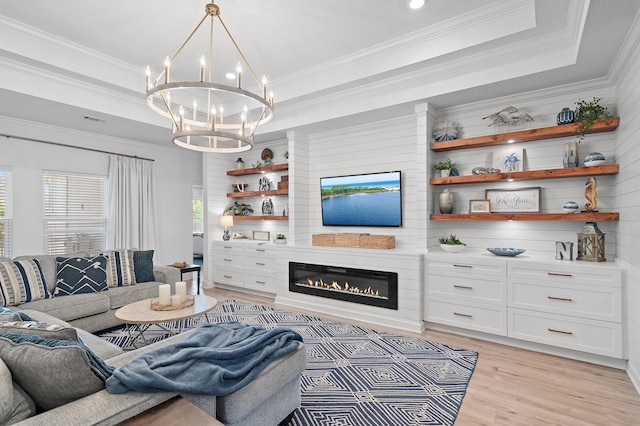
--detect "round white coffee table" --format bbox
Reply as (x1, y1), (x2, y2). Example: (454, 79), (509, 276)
(115, 295), (218, 347)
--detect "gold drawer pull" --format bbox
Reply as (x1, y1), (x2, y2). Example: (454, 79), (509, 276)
(548, 296), (573, 302)
(223, 275), (232, 279)
(453, 312), (472, 318)
(453, 285), (473, 289)
(223, 246), (233, 249)
(255, 280), (266, 285)
(548, 272), (572, 277)
(256, 249), (266, 252)
(453, 264), (472, 269)
(548, 328), (573, 335)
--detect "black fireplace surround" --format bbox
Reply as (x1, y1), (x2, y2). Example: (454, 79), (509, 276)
(289, 262), (398, 310)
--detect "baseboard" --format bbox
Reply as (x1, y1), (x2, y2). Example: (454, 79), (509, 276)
(425, 321), (628, 370)
(627, 359), (640, 394)
(276, 295), (426, 334)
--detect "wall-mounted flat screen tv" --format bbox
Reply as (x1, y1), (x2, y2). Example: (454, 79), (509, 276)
(320, 171), (402, 227)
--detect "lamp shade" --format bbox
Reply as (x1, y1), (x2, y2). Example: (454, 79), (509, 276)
(220, 216), (234, 227)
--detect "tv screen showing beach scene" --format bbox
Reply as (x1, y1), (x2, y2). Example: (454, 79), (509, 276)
(320, 171), (402, 227)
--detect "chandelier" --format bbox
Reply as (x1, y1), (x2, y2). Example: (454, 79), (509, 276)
(145, 2), (274, 153)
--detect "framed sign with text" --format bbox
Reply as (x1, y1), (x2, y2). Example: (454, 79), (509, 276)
(485, 187), (540, 213)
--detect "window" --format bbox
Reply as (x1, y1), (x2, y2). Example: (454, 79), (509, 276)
(193, 185), (203, 234)
(43, 171), (107, 255)
(0, 168), (12, 257)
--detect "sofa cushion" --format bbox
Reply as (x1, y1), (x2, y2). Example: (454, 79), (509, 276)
(18, 292), (110, 322)
(54, 256), (108, 296)
(106, 281), (161, 309)
(0, 259), (50, 307)
(0, 333), (114, 411)
(0, 321), (80, 342)
(104, 250), (136, 287)
(133, 250), (155, 283)
(17, 309), (124, 360)
(0, 306), (36, 322)
(0, 357), (37, 424)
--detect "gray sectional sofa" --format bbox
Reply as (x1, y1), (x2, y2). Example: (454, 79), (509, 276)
(8, 252), (181, 333)
(1, 252), (308, 425)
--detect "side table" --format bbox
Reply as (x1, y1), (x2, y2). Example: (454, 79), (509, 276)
(169, 263), (202, 294)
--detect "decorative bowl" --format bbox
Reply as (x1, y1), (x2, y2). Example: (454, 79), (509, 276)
(584, 152), (605, 167)
(440, 244), (465, 253)
(563, 201), (579, 213)
(486, 247), (526, 257)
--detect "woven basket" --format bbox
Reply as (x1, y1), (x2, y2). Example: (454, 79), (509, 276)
(359, 235), (395, 249)
(312, 234), (336, 246)
(335, 233), (368, 248)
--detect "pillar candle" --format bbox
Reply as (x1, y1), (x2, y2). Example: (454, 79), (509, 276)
(176, 281), (187, 303)
(158, 284), (171, 306)
(171, 294), (181, 307)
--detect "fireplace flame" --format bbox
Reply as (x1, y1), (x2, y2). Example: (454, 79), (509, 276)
(306, 278), (380, 297)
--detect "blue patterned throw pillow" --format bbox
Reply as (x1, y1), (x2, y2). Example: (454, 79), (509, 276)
(54, 256), (108, 297)
(103, 250), (136, 287)
(0, 259), (50, 307)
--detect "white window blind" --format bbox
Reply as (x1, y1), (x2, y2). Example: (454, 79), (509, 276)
(43, 171), (107, 255)
(0, 168), (12, 257)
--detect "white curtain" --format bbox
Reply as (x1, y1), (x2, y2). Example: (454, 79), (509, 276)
(107, 155), (157, 249)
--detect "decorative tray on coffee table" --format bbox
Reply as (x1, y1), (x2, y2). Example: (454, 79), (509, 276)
(150, 295), (195, 311)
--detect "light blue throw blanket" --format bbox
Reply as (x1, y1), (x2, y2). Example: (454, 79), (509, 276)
(105, 321), (303, 395)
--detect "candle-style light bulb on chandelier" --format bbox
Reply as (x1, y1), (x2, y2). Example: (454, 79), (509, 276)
(145, 2), (274, 153)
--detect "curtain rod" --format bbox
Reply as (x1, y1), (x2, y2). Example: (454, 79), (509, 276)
(1, 133), (155, 162)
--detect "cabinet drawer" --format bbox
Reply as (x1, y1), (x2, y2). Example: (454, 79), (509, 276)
(508, 280), (621, 322)
(214, 243), (243, 254)
(508, 263), (621, 288)
(214, 252), (243, 268)
(214, 266), (244, 287)
(427, 258), (506, 277)
(425, 298), (507, 336)
(508, 308), (623, 358)
(244, 255), (276, 272)
(244, 271), (277, 292)
(427, 274), (506, 305)
(245, 245), (274, 258)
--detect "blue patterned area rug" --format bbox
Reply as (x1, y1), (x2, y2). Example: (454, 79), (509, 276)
(100, 299), (478, 426)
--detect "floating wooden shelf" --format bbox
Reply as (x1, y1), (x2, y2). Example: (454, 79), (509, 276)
(231, 215), (288, 221)
(227, 163), (288, 176)
(430, 118), (620, 152)
(430, 212), (619, 221)
(227, 189), (288, 198)
(430, 164), (619, 185)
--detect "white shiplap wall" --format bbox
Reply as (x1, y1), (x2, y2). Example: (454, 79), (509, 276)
(306, 115), (419, 249)
(611, 13), (640, 390)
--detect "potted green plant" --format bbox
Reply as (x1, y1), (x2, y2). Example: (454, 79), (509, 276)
(439, 234), (466, 253)
(224, 201), (253, 216)
(274, 233), (287, 244)
(434, 158), (455, 177)
(573, 97), (612, 141)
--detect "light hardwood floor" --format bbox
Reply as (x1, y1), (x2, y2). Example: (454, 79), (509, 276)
(189, 281), (640, 426)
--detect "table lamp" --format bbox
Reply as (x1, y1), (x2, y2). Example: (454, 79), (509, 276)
(220, 215), (234, 241)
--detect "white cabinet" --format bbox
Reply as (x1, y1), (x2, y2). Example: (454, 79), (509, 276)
(424, 254), (624, 359)
(424, 256), (508, 336)
(507, 262), (623, 358)
(213, 241), (277, 293)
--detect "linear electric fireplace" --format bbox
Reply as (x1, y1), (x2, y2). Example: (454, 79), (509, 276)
(289, 262), (398, 310)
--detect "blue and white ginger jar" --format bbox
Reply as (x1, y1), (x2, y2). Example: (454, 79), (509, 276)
(557, 107), (575, 125)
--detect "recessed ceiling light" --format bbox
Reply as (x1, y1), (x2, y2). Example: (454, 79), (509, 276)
(409, 0), (425, 9)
